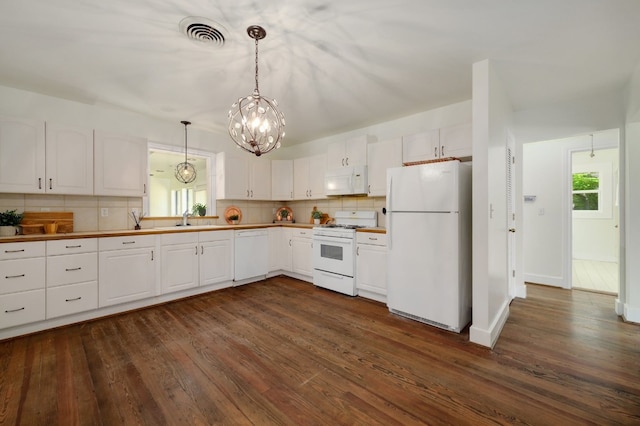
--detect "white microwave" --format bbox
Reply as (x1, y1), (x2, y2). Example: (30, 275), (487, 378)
(324, 165), (368, 196)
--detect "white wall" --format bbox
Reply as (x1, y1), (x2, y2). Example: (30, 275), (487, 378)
(0, 84), (227, 153)
(623, 61), (640, 322)
(273, 100), (472, 159)
(470, 60), (513, 348)
(522, 131), (619, 287)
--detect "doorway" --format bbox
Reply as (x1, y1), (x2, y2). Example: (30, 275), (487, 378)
(571, 147), (619, 294)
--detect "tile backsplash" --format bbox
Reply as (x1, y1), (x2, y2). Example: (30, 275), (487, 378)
(0, 193), (387, 232)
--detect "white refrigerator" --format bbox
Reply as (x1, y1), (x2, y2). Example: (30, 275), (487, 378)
(386, 160), (472, 333)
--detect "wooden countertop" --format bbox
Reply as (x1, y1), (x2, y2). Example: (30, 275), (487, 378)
(0, 223), (317, 244)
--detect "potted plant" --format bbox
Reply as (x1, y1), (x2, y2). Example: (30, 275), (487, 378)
(192, 203), (207, 216)
(0, 209), (23, 237)
(279, 209), (290, 222)
(228, 214), (239, 225)
(312, 210), (323, 224)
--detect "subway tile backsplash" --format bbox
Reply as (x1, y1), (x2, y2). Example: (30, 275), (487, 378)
(0, 193), (387, 232)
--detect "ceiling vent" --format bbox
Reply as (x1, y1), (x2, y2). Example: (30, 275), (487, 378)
(180, 17), (226, 47)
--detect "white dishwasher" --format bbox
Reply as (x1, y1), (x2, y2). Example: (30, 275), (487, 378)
(234, 229), (269, 282)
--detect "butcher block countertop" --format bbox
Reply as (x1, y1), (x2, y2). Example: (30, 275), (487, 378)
(0, 222), (385, 244)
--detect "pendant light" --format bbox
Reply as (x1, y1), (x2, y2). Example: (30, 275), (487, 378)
(175, 120), (197, 184)
(589, 133), (595, 158)
(228, 25), (285, 157)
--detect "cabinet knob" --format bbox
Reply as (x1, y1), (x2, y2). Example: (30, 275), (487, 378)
(509, 228), (516, 233)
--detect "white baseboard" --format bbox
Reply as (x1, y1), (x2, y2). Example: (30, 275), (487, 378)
(470, 299), (510, 348)
(623, 302), (640, 324)
(524, 273), (566, 288)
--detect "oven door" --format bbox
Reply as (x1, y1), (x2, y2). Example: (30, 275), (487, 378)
(312, 235), (355, 277)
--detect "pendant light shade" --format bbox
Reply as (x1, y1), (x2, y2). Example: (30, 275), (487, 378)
(175, 120), (197, 184)
(228, 25), (285, 157)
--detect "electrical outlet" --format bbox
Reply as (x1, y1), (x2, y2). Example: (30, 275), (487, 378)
(538, 208), (545, 216)
(101, 208), (109, 217)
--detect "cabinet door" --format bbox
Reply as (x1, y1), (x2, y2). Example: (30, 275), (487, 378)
(281, 228), (293, 272)
(0, 116), (45, 193)
(98, 247), (156, 306)
(271, 160), (293, 200)
(356, 243), (387, 297)
(344, 135), (369, 167)
(268, 228), (281, 272)
(293, 157), (310, 199)
(367, 138), (402, 196)
(291, 237), (313, 276)
(402, 129), (439, 163)
(94, 131), (148, 196)
(307, 154), (327, 199)
(200, 238), (232, 286)
(250, 157), (271, 200)
(327, 141), (346, 169)
(45, 123), (94, 194)
(439, 123), (472, 158)
(216, 153), (249, 199)
(161, 242), (199, 294)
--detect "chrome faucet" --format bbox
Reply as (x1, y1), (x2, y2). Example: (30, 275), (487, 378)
(182, 210), (191, 226)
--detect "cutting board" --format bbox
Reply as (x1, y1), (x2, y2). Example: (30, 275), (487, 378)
(20, 212), (73, 234)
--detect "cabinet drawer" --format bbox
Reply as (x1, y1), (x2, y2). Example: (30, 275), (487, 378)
(0, 289), (45, 329)
(46, 281), (97, 319)
(0, 257), (45, 295)
(99, 235), (156, 251)
(0, 241), (45, 260)
(160, 232), (198, 245)
(291, 228), (312, 239)
(199, 230), (233, 243)
(47, 252), (98, 287)
(356, 233), (387, 246)
(47, 238), (98, 255)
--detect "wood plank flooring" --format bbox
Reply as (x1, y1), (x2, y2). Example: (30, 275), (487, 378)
(573, 259), (619, 294)
(1, 277), (638, 425)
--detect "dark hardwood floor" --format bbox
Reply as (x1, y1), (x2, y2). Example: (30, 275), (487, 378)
(1, 277), (638, 425)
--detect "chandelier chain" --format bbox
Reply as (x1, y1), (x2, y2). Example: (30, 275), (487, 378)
(254, 37), (260, 94)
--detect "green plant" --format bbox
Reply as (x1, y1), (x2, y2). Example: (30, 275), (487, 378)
(312, 210), (323, 219)
(192, 203), (207, 216)
(228, 214), (239, 221)
(0, 209), (23, 226)
(279, 209), (290, 219)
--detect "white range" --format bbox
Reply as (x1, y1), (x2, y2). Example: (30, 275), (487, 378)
(312, 210), (377, 296)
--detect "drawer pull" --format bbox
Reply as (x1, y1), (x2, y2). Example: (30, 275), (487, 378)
(65, 297), (82, 302)
(5, 307), (25, 313)
(65, 245), (82, 249)
(4, 249), (25, 253)
(368, 237), (378, 241)
(65, 267), (82, 272)
(122, 241), (136, 245)
(5, 274), (25, 279)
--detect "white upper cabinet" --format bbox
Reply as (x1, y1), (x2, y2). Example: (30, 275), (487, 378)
(402, 128), (440, 164)
(45, 122), (94, 194)
(402, 123), (471, 164)
(294, 154), (326, 200)
(0, 116), (45, 193)
(216, 152), (271, 200)
(327, 135), (372, 169)
(367, 138), (402, 196)
(94, 131), (148, 197)
(439, 122), (472, 159)
(271, 159), (293, 200)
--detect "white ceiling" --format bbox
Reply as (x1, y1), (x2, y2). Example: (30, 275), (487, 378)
(1, 0), (639, 146)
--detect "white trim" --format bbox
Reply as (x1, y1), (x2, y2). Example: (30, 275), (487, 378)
(623, 302), (640, 324)
(515, 283), (527, 299)
(470, 299), (510, 348)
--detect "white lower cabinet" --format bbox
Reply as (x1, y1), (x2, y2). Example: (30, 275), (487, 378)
(199, 230), (233, 287)
(356, 232), (387, 302)
(268, 228), (282, 272)
(291, 228), (313, 277)
(160, 233), (199, 294)
(0, 242), (46, 329)
(46, 238), (98, 318)
(98, 235), (157, 307)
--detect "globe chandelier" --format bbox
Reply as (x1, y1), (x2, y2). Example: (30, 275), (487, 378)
(175, 120), (197, 184)
(228, 25), (285, 157)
